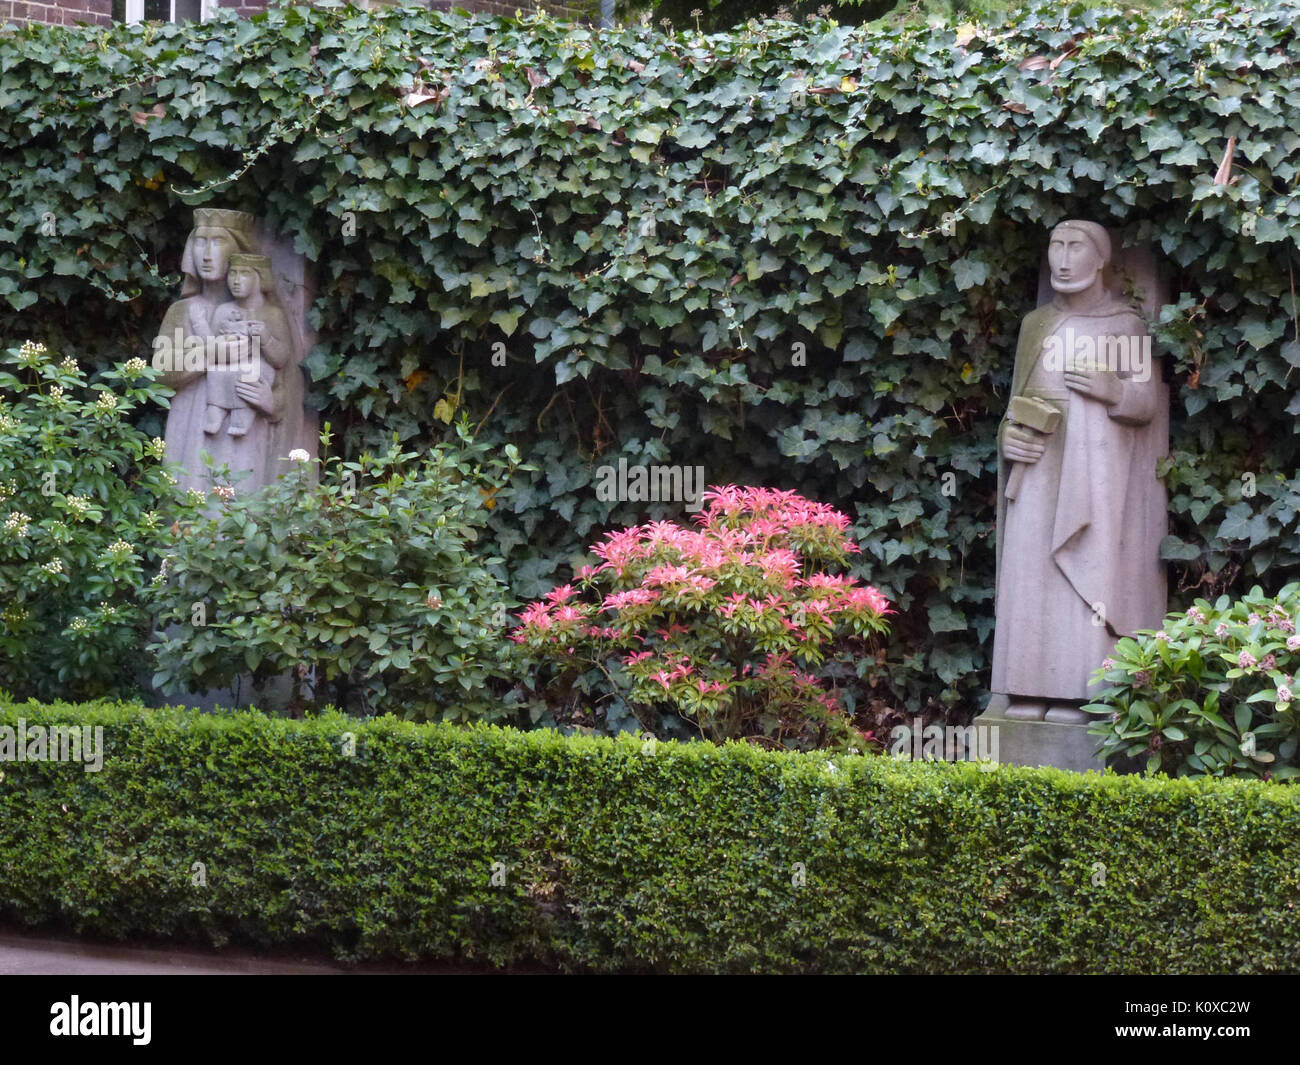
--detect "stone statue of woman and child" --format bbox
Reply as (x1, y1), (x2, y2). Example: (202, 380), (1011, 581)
(152, 207), (316, 497)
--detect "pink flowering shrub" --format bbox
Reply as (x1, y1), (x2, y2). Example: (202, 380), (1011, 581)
(510, 486), (892, 751)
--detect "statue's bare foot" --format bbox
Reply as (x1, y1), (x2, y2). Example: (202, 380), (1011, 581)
(1005, 701), (1046, 721)
(1044, 703), (1091, 724)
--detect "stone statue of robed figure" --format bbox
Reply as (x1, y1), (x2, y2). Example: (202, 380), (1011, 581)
(991, 220), (1168, 724)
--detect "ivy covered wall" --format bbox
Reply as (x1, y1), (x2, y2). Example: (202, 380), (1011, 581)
(2, 0), (1298, 716)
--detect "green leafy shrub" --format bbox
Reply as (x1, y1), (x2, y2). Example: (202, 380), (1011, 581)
(146, 424), (523, 721)
(511, 485), (891, 750)
(0, 341), (201, 701)
(5, 2), (1300, 719)
(3, 698), (1300, 973)
(1085, 584), (1300, 781)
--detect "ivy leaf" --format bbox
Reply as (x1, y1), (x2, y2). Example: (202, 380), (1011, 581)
(951, 257), (988, 291)
(1159, 535), (1201, 561)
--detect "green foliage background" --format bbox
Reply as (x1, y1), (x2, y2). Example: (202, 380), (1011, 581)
(2, 699), (1299, 972)
(2, 0), (1299, 717)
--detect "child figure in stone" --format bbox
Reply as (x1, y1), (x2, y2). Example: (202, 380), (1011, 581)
(205, 254), (290, 437)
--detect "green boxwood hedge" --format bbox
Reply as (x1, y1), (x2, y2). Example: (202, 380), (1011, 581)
(4, 1), (1300, 716)
(1, 699), (1298, 972)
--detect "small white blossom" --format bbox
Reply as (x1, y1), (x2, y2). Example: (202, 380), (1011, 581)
(96, 391), (118, 411)
(41, 558), (64, 575)
(4, 511), (31, 537)
(288, 449), (310, 463)
(59, 356), (78, 373)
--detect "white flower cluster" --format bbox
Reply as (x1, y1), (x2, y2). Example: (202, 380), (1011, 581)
(64, 495), (91, 519)
(185, 487), (206, 506)
(67, 617), (89, 633)
(0, 479), (16, 501)
(60, 356), (78, 373)
(106, 540), (135, 560)
(2, 606), (30, 625)
(18, 340), (46, 358)
(123, 357), (148, 375)
(41, 558), (64, 575)
(148, 437), (166, 459)
(49, 385), (65, 400)
(211, 484), (236, 503)
(0, 411), (16, 433)
(96, 391), (119, 412)
(4, 511), (31, 538)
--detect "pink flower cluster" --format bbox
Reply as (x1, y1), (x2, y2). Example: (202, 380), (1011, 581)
(697, 485), (856, 539)
(511, 485), (893, 738)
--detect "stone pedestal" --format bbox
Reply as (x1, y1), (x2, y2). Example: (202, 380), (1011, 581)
(974, 694), (1106, 773)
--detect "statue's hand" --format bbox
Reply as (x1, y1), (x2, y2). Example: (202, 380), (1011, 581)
(235, 378), (275, 416)
(1064, 366), (1121, 406)
(1003, 423), (1046, 464)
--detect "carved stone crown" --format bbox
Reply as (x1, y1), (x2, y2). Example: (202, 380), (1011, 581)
(228, 253), (272, 270)
(193, 208), (256, 233)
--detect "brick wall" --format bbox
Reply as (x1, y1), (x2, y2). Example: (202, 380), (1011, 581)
(2, 0), (112, 26)
(4, 0), (589, 26)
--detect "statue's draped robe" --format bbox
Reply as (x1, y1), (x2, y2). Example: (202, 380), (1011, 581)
(158, 294), (306, 496)
(991, 297), (1168, 700)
